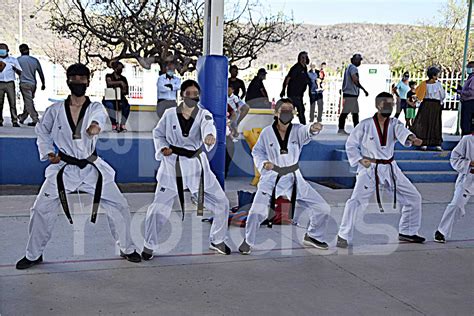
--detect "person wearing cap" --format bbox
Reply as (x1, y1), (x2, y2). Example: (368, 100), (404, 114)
(0, 43), (22, 127)
(281, 51), (311, 124)
(246, 68), (270, 108)
(411, 66), (445, 151)
(434, 114), (474, 243)
(17, 44), (46, 127)
(338, 53), (369, 135)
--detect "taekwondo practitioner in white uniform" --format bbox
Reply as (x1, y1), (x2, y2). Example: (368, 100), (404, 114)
(336, 92), (425, 248)
(142, 80), (231, 260)
(434, 115), (474, 243)
(16, 63), (141, 269)
(238, 98), (331, 255)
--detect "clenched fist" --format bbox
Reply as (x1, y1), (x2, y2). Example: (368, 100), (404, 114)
(86, 122), (101, 136)
(161, 147), (173, 156)
(263, 161), (274, 171)
(204, 134), (216, 146)
(310, 122), (323, 133)
(359, 158), (372, 168)
(48, 152), (61, 164)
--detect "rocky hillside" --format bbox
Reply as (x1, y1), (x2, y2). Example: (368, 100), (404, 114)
(254, 23), (417, 70)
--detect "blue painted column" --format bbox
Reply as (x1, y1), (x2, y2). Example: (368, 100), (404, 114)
(197, 55), (228, 188)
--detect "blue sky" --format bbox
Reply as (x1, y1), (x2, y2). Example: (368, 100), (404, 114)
(260, 0), (448, 25)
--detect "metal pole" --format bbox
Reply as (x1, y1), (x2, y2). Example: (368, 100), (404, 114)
(456, 0), (473, 135)
(19, 0), (23, 46)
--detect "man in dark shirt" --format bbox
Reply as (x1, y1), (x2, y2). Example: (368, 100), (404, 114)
(280, 51), (310, 124)
(246, 68), (270, 108)
(228, 65), (246, 99)
(103, 61), (130, 132)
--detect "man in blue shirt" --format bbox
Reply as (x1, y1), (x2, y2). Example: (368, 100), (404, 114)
(156, 62), (181, 118)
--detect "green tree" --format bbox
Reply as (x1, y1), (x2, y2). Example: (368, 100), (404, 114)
(389, 0), (474, 73)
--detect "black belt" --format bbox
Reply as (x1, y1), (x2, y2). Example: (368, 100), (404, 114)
(471, 169), (474, 174)
(365, 156), (396, 213)
(169, 145), (204, 220)
(57, 151), (103, 224)
(268, 163), (299, 227)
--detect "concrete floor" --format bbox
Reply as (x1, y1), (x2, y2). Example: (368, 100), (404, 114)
(0, 179), (473, 315)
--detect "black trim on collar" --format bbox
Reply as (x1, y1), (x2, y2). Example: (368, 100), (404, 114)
(272, 119), (293, 154)
(65, 96), (92, 140)
(373, 114), (390, 146)
(176, 105), (199, 137)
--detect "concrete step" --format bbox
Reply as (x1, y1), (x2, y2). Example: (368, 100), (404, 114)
(404, 171), (458, 183)
(334, 149), (452, 161)
(332, 170), (457, 188)
(397, 160), (453, 172)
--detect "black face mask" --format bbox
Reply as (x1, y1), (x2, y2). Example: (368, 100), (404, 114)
(68, 82), (87, 97)
(279, 111), (293, 125)
(183, 97), (199, 108)
(381, 105), (393, 118)
(306, 57), (310, 65)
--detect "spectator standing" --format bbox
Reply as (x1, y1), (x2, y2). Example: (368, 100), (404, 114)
(103, 61), (130, 132)
(405, 81), (418, 129)
(228, 65), (246, 99)
(411, 66), (445, 151)
(319, 62), (327, 82)
(308, 63), (324, 122)
(393, 71), (410, 119)
(0, 43), (22, 127)
(458, 61), (474, 135)
(280, 51), (310, 124)
(337, 53), (369, 135)
(156, 62), (181, 118)
(17, 44), (45, 127)
(246, 68), (270, 108)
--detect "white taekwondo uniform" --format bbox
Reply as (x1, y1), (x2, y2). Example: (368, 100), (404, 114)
(244, 120), (331, 247)
(144, 104), (230, 251)
(338, 115), (423, 242)
(24, 97), (137, 261)
(437, 135), (473, 238)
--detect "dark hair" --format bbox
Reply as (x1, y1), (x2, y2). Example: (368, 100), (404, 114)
(229, 65), (238, 73)
(180, 79), (200, 95)
(66, 63), (91, 80)
(297, 51), (308, 62)
(408, 80), (416, 87)
(467, 61), (474, 67)
(19, 44), (29, 51)
(375, 92), (394, 106)
(111, 61), (124, 69)
(427, 66), (440, 79)
(403, 71), (410, 77)
(321, 62), (326, 65)
(275, 97), (294, 112)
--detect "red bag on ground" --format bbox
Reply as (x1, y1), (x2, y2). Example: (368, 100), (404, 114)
(271, 197), (292, 225)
